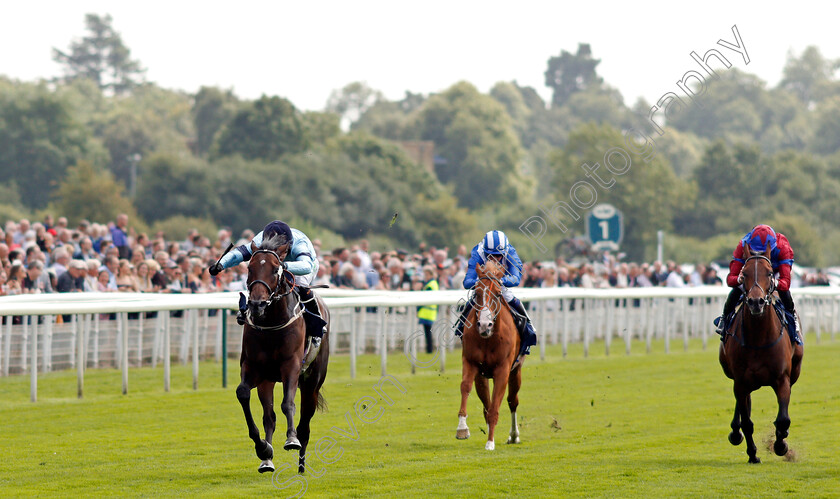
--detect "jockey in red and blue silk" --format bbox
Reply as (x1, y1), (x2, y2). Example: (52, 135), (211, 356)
(455, 230), (538, 357)
(716, 224), (800, 339)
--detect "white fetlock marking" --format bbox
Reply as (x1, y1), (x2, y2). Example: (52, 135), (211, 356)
(485, 440), (495, 451)
(457, 415), (468, 431)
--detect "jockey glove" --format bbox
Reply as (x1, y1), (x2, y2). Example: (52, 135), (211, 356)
(208, 262), (223, 276)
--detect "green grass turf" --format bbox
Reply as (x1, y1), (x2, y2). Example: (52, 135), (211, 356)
(1, 334), (839, 498)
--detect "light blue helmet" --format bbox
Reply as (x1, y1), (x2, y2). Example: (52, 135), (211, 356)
(482, 230), (509, 256)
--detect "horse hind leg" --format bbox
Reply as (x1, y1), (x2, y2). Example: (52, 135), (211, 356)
(296, 377), (322, 473)
(506, 366), (522, 444)
(773, 377), (792, 457)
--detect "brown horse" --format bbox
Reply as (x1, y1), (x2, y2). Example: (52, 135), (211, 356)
(719, 244), (804, 463)
(456, 259), (523, 450)
(237, 247), (330, 474)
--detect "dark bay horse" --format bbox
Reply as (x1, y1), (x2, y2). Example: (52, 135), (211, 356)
(237, 247), (330, 474)
(456, 260), (522, 450)
(719, 244), (804, 463)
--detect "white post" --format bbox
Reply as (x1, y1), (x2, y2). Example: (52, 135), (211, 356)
(624, 298), (632, 355)
(121, 313), (129, 395)
(193, 310), (199, 391)
(349, 309), (357, 379)
(30, 318), (37, 402)
(138, 313), (144, 366)
(69, 314), (76, 369)
(93, 314), (100, 368)
(3, 317), (11, 376)
(77, 315), (88, 398)
(539, 300), (547, 362)
(682, 298), (689, 351)
(562, 299), (569, 358)
(583, 299), (590, 358)
(815, 298), (822, 344)
(164, 312), (171, 392)
(44, 316), (53, 373)
(380, 308), (387, 377)
(605, 299), (613, 356)
(152, 313), (162, 368)
(644, 299), (653, 354)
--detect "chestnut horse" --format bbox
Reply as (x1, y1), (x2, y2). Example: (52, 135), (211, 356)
(237, 247), (330, 474)
(719, 244), (804, 463)
(456, 259), (523, 450)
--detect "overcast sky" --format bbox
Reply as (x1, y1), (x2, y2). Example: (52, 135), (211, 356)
(1, 1), (835, 111)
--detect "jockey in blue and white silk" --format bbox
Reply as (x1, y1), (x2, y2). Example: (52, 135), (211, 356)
(209, 220), (325, 334)
(216, 222), (319, 287)
(456, 230), (538, 357)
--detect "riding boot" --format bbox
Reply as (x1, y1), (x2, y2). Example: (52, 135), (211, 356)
(507, 297), (537, 355)
(715, 287), (743, 336)
(778, 290), (802, 344)
(454, 300), (474, 338)
(298, 287), (327, 338)
(237, 292), (247, 326)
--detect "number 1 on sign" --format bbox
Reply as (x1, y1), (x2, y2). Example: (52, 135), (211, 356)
(599, 220), (609, 239)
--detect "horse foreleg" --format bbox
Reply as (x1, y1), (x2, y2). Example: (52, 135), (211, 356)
(281, 373), (301, 451)
(773, 376), (792, 457)
(236, 374), (272, 465)
(255, 381), (276, 473)
(485, 366), (510, 451)
(474, 375), (491, 426)
(457, 361), (478, 439)
(728, 397), (743, 446)
(735, 383), (759, 463)
(506, 366), (522, 444)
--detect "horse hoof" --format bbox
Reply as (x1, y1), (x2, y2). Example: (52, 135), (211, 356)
(728, 431), (743, 446)
(258, 460), (275, 473)
(774, 440), (788, 457)
(748, 456), (761, 464)
(485, 440), (495, 451)
(284, 437), (301, 451)
(506, 435), (520, 444)
(456, 428), (470, 440)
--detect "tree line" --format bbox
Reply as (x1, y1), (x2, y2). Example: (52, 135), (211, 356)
(2, 14), (839, 266)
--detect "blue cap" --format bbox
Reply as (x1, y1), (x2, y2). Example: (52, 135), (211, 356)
(261, 221), (293, 247)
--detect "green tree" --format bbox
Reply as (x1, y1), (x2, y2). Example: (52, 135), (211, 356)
(192, 87), (239, 157)
(0, 82), (98, 209)
(410, 81), (523, 209)
(326, 81), (383, 129)
(52, 14), (145, 95)
(302, 111), (341, 145)
(550, 123), (685, 260)
(810, 96), (840, 155)
(51, 161), (137, 225)
(544, 43), (603, 108)
(213, 95), (308, 161)
(134, 153), (216, 223)
(779, 46), (839, 104)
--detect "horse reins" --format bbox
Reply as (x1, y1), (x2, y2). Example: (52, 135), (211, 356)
(728, 255), (783, 349)
(246, 249), (303, 331)
(248, 249), (297, 305)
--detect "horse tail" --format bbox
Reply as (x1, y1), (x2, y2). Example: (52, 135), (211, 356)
(316, 391), (328, 413)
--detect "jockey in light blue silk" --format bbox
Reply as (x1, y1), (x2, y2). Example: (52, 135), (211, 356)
(209, 221), (326, 337)
(455, 230), (538, 357)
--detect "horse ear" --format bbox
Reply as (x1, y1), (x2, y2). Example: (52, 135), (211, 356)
(744, 243), (753, 258)
(764, 241), (772, 258)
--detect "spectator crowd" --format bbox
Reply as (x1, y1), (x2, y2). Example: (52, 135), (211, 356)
(0, 215), (834, 299)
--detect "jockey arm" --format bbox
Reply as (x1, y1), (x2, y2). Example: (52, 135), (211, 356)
(462, 246), (481, 289)
(500, 247), (523, 288)
(217, 232), (262, 270)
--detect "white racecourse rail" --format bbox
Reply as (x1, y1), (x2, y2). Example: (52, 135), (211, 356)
(0, 287), (838, 401)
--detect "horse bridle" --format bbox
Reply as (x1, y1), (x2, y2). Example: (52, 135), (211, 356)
(248, 249), (296, 306)
(743, 255), (776, 307)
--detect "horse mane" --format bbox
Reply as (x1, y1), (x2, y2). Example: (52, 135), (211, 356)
(261, 233), (290, 252)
